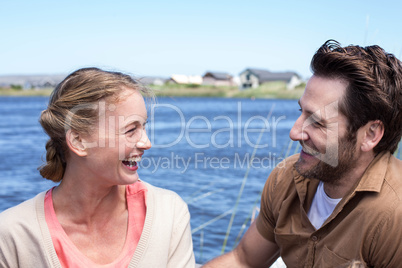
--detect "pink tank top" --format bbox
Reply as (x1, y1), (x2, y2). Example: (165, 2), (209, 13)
(44, 182), (147, 268)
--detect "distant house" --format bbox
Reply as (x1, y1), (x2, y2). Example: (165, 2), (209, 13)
(202, 72), (233, 86)
(0, 74), (65, 89)
(239, 68), (303, 90)
(169, 74), (203, 85)
(26, 76), (63, 89)
(138, 76), (167, 86)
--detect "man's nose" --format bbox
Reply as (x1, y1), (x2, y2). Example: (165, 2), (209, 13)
(289, 116), (308, 142)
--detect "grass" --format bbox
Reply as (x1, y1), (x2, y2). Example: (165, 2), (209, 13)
(0, 82), (305, 99)
(150, 83), (232, 98)
(231, 81), (306, 99)
(151, 81), (305, 99)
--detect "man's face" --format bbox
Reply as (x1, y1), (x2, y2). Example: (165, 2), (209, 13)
(289, 75), (358, 183)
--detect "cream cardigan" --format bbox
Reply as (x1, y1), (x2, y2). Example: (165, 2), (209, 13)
(0, 182), (195, 268)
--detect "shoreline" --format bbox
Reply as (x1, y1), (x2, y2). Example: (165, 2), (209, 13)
(0, 82), (305, 99)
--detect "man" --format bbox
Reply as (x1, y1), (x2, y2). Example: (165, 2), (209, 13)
(203, 40), (402, 267)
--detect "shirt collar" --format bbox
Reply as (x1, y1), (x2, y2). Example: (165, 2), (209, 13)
(292, 152), (392, 198)
(355, 152), (391, 193)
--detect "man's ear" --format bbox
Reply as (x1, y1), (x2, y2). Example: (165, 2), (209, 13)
(66, 129), (88, 157)
(360, 120), (384, 152)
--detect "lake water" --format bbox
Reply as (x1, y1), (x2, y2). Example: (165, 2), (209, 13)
(0, 96), (301, 265)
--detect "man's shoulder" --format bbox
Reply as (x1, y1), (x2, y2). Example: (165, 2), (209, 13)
(260, 154), (301, 200)
(388, 154), (402, 175)
(276, 154), (300, 170)
(269, 154), (299, 182)
(380, 154), (402, 193)
(359, 154), (402, 216)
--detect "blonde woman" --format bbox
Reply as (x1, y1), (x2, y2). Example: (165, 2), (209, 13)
(0, 68), (195, 268)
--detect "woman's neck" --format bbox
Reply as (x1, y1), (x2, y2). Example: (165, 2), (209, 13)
(52, 174), (127, 227)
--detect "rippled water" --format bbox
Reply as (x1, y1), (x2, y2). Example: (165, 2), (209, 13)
(0, 96), (300, 264)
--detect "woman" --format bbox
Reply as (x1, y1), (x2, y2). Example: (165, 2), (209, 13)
(0, 68), (195, 268)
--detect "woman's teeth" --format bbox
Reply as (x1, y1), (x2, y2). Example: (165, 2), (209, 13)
(123, 156), (142, 167)
(128, 161), (136, 167)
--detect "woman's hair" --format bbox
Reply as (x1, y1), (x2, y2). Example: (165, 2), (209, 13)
(311, 40), (402, 154)
(38, 67), (153, 182)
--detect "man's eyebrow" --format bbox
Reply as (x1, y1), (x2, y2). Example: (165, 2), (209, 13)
(298, 99), (328, 123)
(298, 99), (312, 115)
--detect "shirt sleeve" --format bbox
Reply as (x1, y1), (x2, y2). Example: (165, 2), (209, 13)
(255, 165), (282, 243)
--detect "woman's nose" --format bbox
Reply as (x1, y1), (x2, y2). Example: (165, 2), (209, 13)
(137, 130), (152, 150)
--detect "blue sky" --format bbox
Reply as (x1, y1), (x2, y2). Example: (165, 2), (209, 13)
(1, 0), (401, 79)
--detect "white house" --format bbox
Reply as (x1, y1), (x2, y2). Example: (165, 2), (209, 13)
(239, 68), (303, 90)
(169, 74), (203, 85)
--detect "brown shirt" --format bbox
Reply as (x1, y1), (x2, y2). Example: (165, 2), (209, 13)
(256, 152), (402, 268)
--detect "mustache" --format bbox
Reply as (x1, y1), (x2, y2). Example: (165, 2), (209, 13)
(300, 142), (320, 156)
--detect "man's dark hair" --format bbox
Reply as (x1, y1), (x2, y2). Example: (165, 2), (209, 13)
(311, 39), (402, 154)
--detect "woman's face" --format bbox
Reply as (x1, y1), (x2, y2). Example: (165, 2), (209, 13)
(83, 89), (151, 186)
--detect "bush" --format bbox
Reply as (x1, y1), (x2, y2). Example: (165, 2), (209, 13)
(10, 84), (23, 90)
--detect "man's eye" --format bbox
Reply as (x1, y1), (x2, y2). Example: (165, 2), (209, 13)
(125, 128), (136, 134)
(311, 119), (323, 128)
(307, 116), (322, 128)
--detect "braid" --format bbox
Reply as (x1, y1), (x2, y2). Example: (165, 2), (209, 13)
(39, 138), (66, 182)
(38, 109), (67, 182)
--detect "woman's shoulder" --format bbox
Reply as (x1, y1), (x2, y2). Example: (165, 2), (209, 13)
(0, 192), (45, 226)
(143, 181), (183, 199)
(0, 191), (46, 244)
(142, 181), (188, 212)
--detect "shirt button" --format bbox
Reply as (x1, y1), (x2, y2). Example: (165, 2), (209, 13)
(311, 236), (318, 241)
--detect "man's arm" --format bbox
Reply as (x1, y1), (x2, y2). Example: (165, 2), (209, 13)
(202, 221), (280, 268)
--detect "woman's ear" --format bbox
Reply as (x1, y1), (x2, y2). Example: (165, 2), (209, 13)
(66, 129), (88, 157)
(360, 120), (384, 152)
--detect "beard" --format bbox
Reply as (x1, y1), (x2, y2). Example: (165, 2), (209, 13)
(294, 134), (357, 184)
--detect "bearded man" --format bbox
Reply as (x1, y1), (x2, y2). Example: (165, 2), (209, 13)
(204, 40), (402, 268)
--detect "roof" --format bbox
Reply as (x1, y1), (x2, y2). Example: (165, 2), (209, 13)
(0, 74), (65, 84)
(138, 76), (168, 85)
(240, 68), (300, 82)
(203, 71), (233, 80)
(0, 74), (66, 87)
